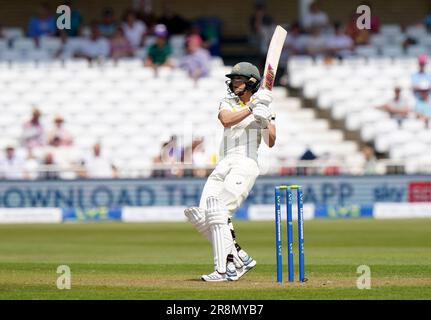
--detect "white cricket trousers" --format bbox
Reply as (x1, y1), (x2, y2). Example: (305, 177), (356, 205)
(199, 155), (260, 217)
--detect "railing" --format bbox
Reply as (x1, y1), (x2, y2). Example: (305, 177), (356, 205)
(0, 159), (428, 180)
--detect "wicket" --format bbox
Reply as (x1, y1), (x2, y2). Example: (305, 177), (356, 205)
(275, 185), (306, 283)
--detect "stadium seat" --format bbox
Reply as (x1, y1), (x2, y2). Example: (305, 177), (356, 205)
(381, 46), (404, 58)
(2, 27), (24, 41)
(356, 45), (379, 58)
(406, 45), (427, 58)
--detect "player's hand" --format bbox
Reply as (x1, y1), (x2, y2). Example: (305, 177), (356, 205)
(253, 104), (271, 128)
(251, 89), (273, 106)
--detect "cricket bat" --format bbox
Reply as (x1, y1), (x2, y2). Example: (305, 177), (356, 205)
(261, 25), (287, 91)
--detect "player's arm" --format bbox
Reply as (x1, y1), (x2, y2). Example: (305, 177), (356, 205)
(218, 109), (252, 128)
(263, 120), (276, 148)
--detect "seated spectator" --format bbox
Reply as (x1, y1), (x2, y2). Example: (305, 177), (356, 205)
(0, 144), (25, 179)
(303, 1), (329, 31)
(191, 137), (208, 177)
(38, 152), (59, 180)
(284, 22), (307, 57)
(75, 23), (110, 62)
(61, 0), (84, 37)
(110, 27), (134, 60)
(136, 0), (158, 32)
(298, 147), (318, 176)
(47, 115), (74, 147)
(22, 108), (44, 150)
(305, 27), (326, 58)
(158, 2), (190, 35)
(162, 135), (184, 163)
(362, 1), (380, 33)
(377, 86), (410, 124)
(325, 22), (354, 59)
(300, 147), (317, 161)
(179, 35), (211, 82)
(98, 7), (117, 38)
(414, 81), (431, 124)
(412, 54), (431, 97)
(81, 143), (117, 179)
(144, 24), (173, 68)
(362, 145), (378, 175)
(122, 9), (147, 49)
(346, 10), (370, 46)
(183, 137), (208, 177)
(249, 3), (275, 56)
(24, 149), (39, 180)
(194, 17), (222, 56)
(151, 153), (167, 178)
(28, 3), (56, 39)
(151, 136), (184, 177)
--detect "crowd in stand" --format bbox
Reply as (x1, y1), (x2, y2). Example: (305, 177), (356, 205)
(0, 107), (120, 180)
(2, 1), (431, 179)
(376, 54), (431, 125)
(0, 2), (216, 81)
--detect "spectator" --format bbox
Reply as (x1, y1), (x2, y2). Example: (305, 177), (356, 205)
(377, 86), (410, 124)
(110, 27), (134, 60)
(24, 149), (39, 180)
(144, 24), (173, 68)
(81, 143), (117, 179)
(98, 7), (117, 38)
(194, 17), (222, 56)
(151, 152), (167, 178)
(55, 29), (72, 58)
(284, 22), (307, 57)
(325, 22), (354, 59)
(22, 108), (44, 150)
(75, 23), (110, 62)
(38, 152), (59, 180)
(0, 23), (4, 39)
(191, 137), (208, 177)
(300, 147), (317, 161)
(152, 136), (184, 177)
(363, 1), (380, 33)
(412, 54), (431, 97)
(302, 1), (329, 31)
(183, 137), (208, 177)
(47, 115), (74, 147)
(163, 135), (184, 163)
(28, 3), (56, 39)
(0, 145), (26, 179)
(362, 145), (378, 175)
(305, 27), (326, 58)
(122, 10), (147, 49)
(346, 10), (370, 46)
(136, 0), (158, 32)
(249, 3), (275, 56)
(279, 22), (306, 85)
(298, 146), (318, 176)
(414, 81), (431, 124)
(158, 2), (190, 35)
(179, 35), (211, 82)
(61, 0), (84, 37)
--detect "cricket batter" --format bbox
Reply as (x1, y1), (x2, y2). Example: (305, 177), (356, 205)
(184, 62), (276, 281)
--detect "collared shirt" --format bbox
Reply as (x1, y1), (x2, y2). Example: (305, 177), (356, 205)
(218, 96), (269, 162)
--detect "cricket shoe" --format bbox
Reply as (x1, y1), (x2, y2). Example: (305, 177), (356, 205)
(201, 263), (239, 282)
(236, 252), (257, 279)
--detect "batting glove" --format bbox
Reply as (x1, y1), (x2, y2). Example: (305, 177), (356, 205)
(253, 104), (271, 129)
(251, 89), (273, 106)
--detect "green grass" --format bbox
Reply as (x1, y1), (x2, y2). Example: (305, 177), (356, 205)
(0, 219), (430, 299)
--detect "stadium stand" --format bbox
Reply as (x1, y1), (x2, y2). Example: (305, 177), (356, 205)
(288, 53), (431, 174)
